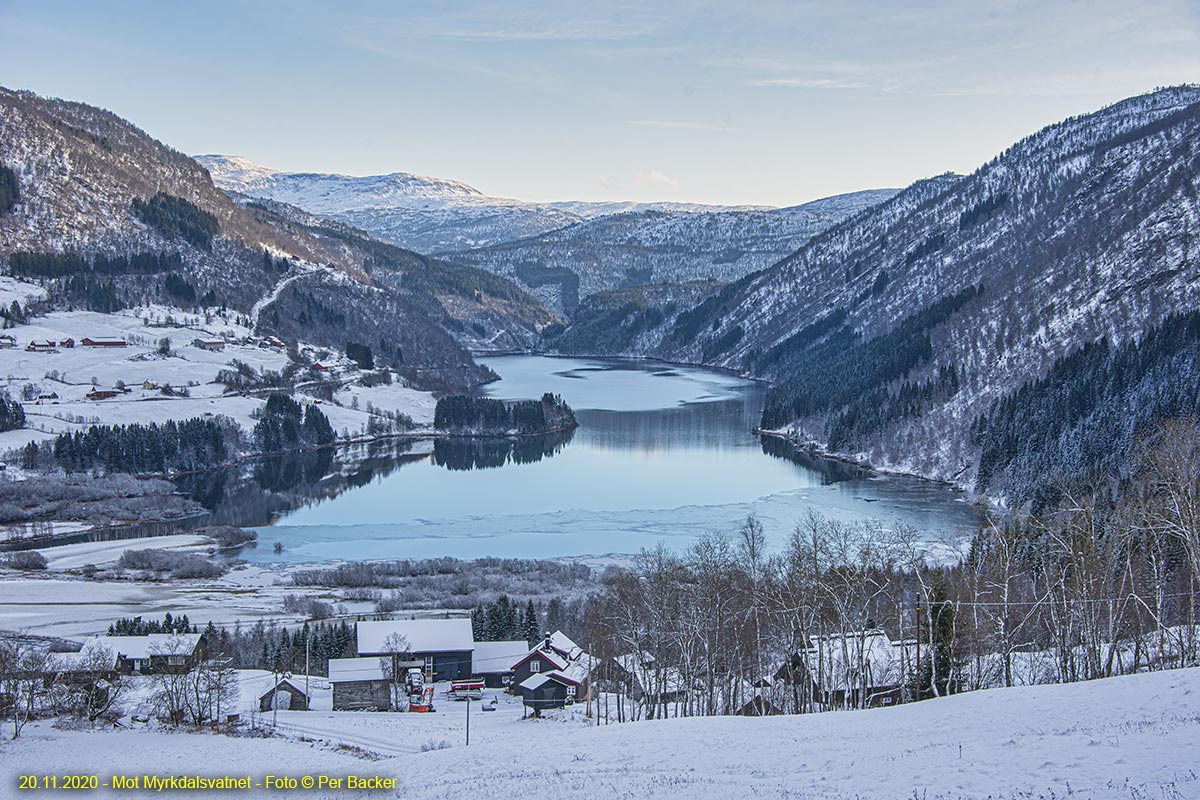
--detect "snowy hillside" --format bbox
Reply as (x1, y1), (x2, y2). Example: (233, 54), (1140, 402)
(195, 154), (485, 211)
(447, 189), (898, 314)
(3, 667), (1197, 799)
(199, 155), (896, 313)
(552, 86), (1200, 498)
(198, 154), (584, 252)
(0, 88), (556, 389)
(0, 302), (438, 455)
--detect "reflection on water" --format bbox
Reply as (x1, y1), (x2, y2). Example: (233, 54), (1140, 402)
(758, 435), (873, 484)
(431, 430), (574, 472)
(223, 355), (983, 564)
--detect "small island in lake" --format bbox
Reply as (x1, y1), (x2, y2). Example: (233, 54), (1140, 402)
(434, 392), (578, 436)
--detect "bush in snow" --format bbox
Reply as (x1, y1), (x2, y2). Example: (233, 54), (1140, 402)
(2, 550), (47, 570)
(118, 548), (225, 579)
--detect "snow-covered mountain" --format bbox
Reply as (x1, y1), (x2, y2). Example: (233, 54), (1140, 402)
(196, 154), (485, 211)
(199, 154), (897, 315)
(0, 88), (555, 389)
(198, 154), (585, 253)
(445, 189), (897, 314)
(552, 86), (1200, 501)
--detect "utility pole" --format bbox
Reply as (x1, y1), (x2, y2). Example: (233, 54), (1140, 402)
(305, 637), (310, 712)
(465, 696), (471, 747)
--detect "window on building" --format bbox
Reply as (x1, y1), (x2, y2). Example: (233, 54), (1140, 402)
(424, 656), (434, 675)
(530, 660), (541, 672)
(566, 685), (576, 696)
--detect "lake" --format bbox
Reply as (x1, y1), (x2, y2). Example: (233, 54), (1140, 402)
(244, 355), (983, 563)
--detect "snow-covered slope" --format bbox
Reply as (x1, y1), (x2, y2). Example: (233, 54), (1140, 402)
(3, 667), (1197, 799)
(198, 154), (583, 252)
(198, 155), (897, 313)
(553, 86), (1200, 493)
(0, 88), (555, 388)
(446, 189), (898, 314)
(196, 154), (485, 211)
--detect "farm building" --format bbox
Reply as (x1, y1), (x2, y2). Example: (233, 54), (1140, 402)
(52, 641), (121, 679)
(471, 640), (530, 688)
(259, 678), (310, 712)
(509, 647), (569, 691)
(25, 340), (55, 352)
(49, 642), (122, 701)
(329, 657), (390, 711)
(81, 337), (127, 347)
(736, 695), (783, 717)
(0, 334), (15, 348)
(518, 671), (584, 716)
(509, 631), (594, 705)
(86, 390), (120, 401)
(775, 630), (910, 710)
(192, 338), (225, 352)
(59, 337), (75, 348)
(356, 619), (474, 682)
(98, 633), (208, 675)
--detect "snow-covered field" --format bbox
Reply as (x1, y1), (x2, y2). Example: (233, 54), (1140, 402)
(2, 667), (1198, 799)
(0, 566), (371, 639)
(0, 299), (437, 453)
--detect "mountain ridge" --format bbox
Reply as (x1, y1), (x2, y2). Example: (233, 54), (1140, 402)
(199, 153), (899, 314)
(0, 87), (555, 390)
(551, 85), (1200, 504)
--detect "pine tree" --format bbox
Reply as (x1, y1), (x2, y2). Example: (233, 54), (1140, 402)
(523, 600), (540, 646)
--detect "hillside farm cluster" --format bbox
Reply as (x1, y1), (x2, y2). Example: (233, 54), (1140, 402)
(0, 298), (437, 458)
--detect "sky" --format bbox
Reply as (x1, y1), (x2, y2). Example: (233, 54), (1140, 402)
(1, 0), (1199, 207)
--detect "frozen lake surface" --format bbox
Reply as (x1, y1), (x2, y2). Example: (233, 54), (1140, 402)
(246, 355), (982, 562)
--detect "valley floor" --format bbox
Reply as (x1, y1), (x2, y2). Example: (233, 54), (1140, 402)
(2, 666), (1197, 799)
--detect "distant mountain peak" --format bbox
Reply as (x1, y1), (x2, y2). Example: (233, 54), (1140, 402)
(195, 154), (485, 213)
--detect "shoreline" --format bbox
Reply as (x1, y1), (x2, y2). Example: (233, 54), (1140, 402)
(754, 427), (977, 496)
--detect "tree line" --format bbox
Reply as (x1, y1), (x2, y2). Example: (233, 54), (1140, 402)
(49, 418), (236, 474)
(574, 418), (1200, 722)
(434, 393), (575, 434)
(0, 164), (18, 213)
(131, 193), (219, 251)
(7, 250), (183, 278)
(252, 393), (335, 453)
(471, 596), (541, 645)
(975, 310), (1200, 508)
(760, 286), (980, 430)
(0, 394), (25, 433)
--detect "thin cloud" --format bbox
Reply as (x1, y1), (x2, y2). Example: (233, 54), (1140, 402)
(626, 120), (740, 133)
(633, 169), (680, 188)
(752, 76), (871, 90)
(424, 21), (653, 41)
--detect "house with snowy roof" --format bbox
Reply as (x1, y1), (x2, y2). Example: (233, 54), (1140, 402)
(775, 629), (911, 709)
(329, 657), (391, 711)
(511, 631), (595, 713)
(99, 633), (208, 675)
(52, 640), (122, 682)
(471, 640), (529, 688)
(509, 644), (570, 691)
(356, 618), (475, 682)
(518, 670), (584, 715)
